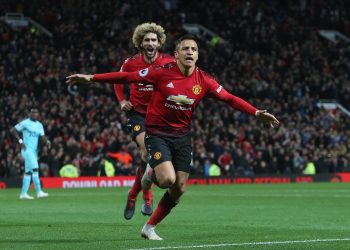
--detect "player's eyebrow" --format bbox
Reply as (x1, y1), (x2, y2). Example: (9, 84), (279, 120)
(182, 46), (197, 51)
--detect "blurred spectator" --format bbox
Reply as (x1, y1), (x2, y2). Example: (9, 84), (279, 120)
(98, 158), (115, 177)
(218, 150), (233, 175)
(208, 161), (221, 177)
(303, 155), (316, 175)
(59, 163), (79, 178)
(108, 145), (133, 175)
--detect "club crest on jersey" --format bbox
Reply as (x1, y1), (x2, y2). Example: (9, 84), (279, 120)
(133, 125), (141, 132)
(166, 95), (195, 105)
(139, 68), (149, 77)
(154, 152), (162, 160)
(192, 85), (202, 95)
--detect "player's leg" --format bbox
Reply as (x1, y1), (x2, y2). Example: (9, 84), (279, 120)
(27, 151), (48, 198)
(19, 150), (34, 199)
(124, 115), (152, 219)
(141, 161), (176, 241)
(143, 134), (176, 189)
(141, 170), (189, 240)
(135, 132), (153, 216)
(33, 168), (48, 198)
(20, 171), (33, 199)
(141, 135), (191, 240)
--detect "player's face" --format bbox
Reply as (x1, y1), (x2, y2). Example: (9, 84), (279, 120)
(29, 109), (39, 121)
(140, 32), (160, 60)
(175, 39), (198, 69)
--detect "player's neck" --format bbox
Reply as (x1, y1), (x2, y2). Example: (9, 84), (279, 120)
(143, 52), (158, 64)
(177, 62), (195, 77)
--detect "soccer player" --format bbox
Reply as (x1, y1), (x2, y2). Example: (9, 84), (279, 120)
(10, 108), (51, 199)
(66, 35), (280, 240)
(114, 23), (175, 220)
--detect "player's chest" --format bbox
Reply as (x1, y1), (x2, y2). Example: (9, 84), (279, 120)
(25, 125), (40, 137)
(157, 78), (205, 104)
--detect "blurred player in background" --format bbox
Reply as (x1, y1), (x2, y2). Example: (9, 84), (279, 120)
(114, 23), (175, 220)
(10, 108), (51, 199)
(66, 35), (279, 240)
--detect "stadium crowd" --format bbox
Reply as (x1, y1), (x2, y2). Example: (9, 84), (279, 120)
(0, 0), (349, 178)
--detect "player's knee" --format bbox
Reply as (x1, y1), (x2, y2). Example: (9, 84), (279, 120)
(32, 168), (38, 172)
(176, 181), (187, 195)
(158, 176), (176, 189)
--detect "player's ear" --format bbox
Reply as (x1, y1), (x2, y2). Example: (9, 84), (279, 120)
(174, 51), (179, 59)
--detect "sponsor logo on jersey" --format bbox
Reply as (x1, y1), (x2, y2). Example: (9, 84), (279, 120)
(137, 82), (153, 91)
(139, 68), (149, 77)
(166, 95), (195, 105)
(166, 82), (174, 88)
(133, 125), (141, 132)
(164, 103), (191, 110)
(192, 84), (202, 95)
(154, 152), (162, 160)
(216, 85), (223, 93)
(139, 87), (153, 91)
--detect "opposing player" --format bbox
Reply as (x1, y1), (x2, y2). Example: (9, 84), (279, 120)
(114, 23), (175, 220)
(66, 35), (280, 240)
(10, 108), (51, 199)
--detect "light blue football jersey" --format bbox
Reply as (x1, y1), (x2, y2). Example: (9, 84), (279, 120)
(15, 118), (44, 152)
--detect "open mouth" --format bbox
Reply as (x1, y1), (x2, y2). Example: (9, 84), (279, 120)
(185, 57), (194, 63)
(146, 48), (155, 54)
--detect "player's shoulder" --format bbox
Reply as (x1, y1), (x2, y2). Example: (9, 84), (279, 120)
(20, 118), (30, 124)
(152, 61), (177, 71)
(15, 118), (26, 127)
(123, 53), (142, 65)
(158, 53), (176, 62)
(197, 67), (217, 82)
(37, 120), (44, 127)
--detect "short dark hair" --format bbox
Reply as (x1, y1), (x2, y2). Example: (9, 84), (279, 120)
(29, 107), (39, 113)
(175, 34), (197, 51)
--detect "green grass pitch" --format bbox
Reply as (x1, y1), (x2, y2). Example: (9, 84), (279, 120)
(1, 183), (350, 249)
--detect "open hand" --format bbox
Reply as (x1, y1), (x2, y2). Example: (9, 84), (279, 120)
(256, 110), (280, 128)
(120, 100), (133, 111)
(66, 74), (94, 84)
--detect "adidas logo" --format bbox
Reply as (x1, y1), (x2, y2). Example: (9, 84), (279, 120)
(166, 82), (174, 88)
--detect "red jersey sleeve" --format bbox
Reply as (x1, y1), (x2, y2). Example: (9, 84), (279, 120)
(93, 66), (158, 84)
(113, 63), (126, 102)
(205, 78), (257, 116)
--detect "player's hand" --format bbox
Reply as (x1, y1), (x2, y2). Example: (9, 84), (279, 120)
(18, 139), (26, 150)
(256, 110), (280, 128)
(120, 100), (133, 111)
(66, 74), (94, 84)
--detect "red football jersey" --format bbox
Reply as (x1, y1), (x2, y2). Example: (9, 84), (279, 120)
(114, 53), (175, 116)
(94, 62), (258, 137)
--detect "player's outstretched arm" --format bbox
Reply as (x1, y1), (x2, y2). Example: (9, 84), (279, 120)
(207, 79), (280, 128)
(66, 71), (146, 85)
(255, 110), (280, 128)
